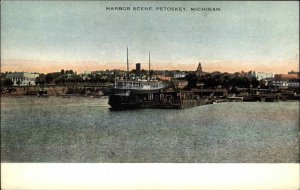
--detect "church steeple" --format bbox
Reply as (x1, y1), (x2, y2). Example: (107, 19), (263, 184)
(196, 62), (202, 73)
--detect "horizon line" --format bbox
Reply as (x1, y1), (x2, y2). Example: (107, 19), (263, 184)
(1, 68), (298, 75)
(1, 57), (299, 75)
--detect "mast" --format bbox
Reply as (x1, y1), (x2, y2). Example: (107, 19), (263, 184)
(127, 46), (129, 80)
(148, 51), (151, 81)
(114, 73), (117, 87)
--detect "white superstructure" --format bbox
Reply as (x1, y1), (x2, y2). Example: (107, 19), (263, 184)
(251, 71), (274, 80)
(6, 72), (39, 86)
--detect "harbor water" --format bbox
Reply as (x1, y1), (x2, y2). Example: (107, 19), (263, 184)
(1, 96), (299, 162)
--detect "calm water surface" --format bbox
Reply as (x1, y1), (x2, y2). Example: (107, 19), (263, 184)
(1, 96), (299, 162)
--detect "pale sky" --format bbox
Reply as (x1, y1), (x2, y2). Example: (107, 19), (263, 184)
(1, 1), (299, 73)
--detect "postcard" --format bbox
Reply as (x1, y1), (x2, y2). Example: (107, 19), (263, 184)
(1, 1), (299, 189)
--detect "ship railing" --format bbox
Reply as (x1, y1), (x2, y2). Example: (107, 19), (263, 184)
(115, 86), (164, 90)
(114, 82), (165, 90)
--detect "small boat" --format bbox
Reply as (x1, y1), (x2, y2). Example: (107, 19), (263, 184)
(61, 95), (71, 98)
(37, 90), (49, 98)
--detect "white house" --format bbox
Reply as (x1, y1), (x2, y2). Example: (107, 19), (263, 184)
(271, 81), (289, 89)
(288, 79), (300, 88)
(251, 71), (274, 81)
(173, 72), (186, 79)
(6, 72), (39, 86)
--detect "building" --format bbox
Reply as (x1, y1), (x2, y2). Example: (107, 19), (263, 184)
(288, 70), (300, 76)
(80, 70), (92, 80)
(270, 81), (289, 89)
(156, 75), (172, 81)
(251, 71), (274, 80)
(288, 79), (300, 88)
(6, 72), (39, 86)
(136, 63), (141, 78)
(174, 80), (188, 89)
(173, 72), (186, 79)
(274, 74), (298, 81)
(196, 62), (202, 73)
(82, 70), (91, 75)
(196, 82), (205, 89)
(196, 62), (203, 76)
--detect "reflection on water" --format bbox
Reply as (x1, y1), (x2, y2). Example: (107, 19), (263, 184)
(1, 96), (299, 162)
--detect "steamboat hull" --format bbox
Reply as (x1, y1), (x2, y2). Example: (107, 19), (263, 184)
(108, 94), (141, 110)
(108, 88), (213, 110)
(108, 89), (168, 110)
(108, 94), (183, 110)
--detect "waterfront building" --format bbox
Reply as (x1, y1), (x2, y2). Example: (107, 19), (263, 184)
(91, 71), (103, 76)
(80, 70), (92, 80)
(288, 79), (300, 88)
(173, 72), (187, 79)
(156, 75), (172, 81)
(261, 79), (272, 87)
(174, 80), (188, 89)
(193, 88), (228, 98)
(6, 72), (39, 86)
(274, 74), (298, 81)
(251, 71), (274, 80)
(288, 70), (300, 76)
(270, 81), (289, 89)
(196, 82), (205, 89)
(82, 70), (92, 75)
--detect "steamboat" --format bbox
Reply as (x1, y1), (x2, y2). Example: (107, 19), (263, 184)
(108, 48), (213, 110)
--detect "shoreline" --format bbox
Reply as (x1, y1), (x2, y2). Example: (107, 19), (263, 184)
(1, 94), (299, 103)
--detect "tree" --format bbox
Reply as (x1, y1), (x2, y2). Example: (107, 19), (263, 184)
(16, 80), (21, 86)
(67, 74), (82, 83)
(4, 79), (14, 86)
(45, 74), (54, 84)
(45, 73), (59, 84)
(150, 70), (154, 77)
(35, 74), (46, 85)
(204, 77), (218, 89)
(130, 69), (136, 73)
(66, 70), (74, 75)
(185, 73), (198, 89)
(55, 75), (66, 84)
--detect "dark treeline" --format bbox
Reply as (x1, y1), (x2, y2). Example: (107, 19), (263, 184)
(35, 70), (114, 85)
(2, 70), (260, 91)
(184, 72), (260, 92)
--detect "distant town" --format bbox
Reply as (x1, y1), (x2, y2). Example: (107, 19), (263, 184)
(1, 62), (299, 101)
